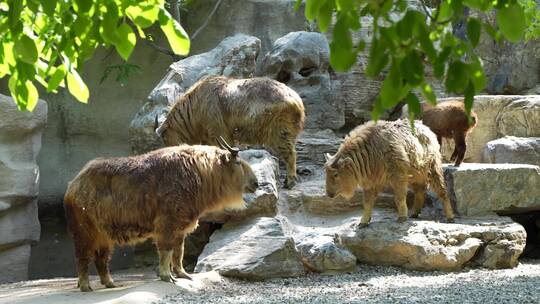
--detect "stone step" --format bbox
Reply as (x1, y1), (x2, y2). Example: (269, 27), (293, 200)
(444, 163), (540, 216)
(482, 136), (540, 166)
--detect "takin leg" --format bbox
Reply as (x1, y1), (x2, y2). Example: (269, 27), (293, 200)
(272, 140), (298, 189)
(155, 220), (179, 283)
(172, 233), (192, 280)
(391, 180), (409, 223)
(429, 162), (455, 223)
(95, 244), (116, 288)
(453, 133), (467, 167)
(410, 183), (427, 218)
(359, 188), (378, 228)
(76, 256), (92, 292)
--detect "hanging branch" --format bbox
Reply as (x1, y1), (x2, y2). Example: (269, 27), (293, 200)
(191, 0), (223, 40)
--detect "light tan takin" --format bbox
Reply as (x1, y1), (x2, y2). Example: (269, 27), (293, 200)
(324, 119), (455, 227)
(155, 75), (305, 188)
(64, 138), (258, 292)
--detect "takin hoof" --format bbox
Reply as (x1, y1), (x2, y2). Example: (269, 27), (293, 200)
(410, 213), (420, 219)
(103, 281), (116, 288)
(446, 217), (456, 223)
(173, 269), (193, 280)
(357, 222), (370, 229)
(159, 273), (178, 284)
(284, 177), (297, 189)
(79, 284), (93, 292)
(397, 216), (408, 223)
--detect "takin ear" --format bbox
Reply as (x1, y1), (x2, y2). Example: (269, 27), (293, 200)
(325, 153), (335, 164)
(337, 156), (353, 168)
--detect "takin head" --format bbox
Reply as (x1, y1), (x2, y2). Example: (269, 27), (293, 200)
(216, 136), (259, 195)
(324, 153), (357, 200)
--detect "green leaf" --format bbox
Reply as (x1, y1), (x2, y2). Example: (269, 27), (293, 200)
(467, 17), (482, 47)
(434, 47), (452, 78)
(437, 0), (452, 22)
(14, 35), (38, 64)
(445, 61), (469, 93)
(41, 0), (56, 16)
(420, 83), (437, 105)
(73, 0), (93, 14)
(318, 1), (333, 32)
(380, 63), (403, 108)
(467, 57), (486, 92)
(126, 4), (160, 29)
(464, 81), (475, 117)
(400, 50), (424, 86)
(497, 3), (526, 42)
(73, 15), (92, 39)
(158, 8), (190, 56)
(47, 65), (66, 92)
(67, 68), (89, 103)
(366, 39), (389, 77)
(114, 23), (136, 61)
(8, 73), (38, 111)
(25, 80), (39, 111)
(405, 92), (421, 120)
(294, 0), (302, 11)
(305, 0), (323, 20)
(100, 2), (120, 44)
(329, 15), (356, 71)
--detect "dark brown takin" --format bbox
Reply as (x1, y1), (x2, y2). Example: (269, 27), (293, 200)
(64, 137), (258, 292)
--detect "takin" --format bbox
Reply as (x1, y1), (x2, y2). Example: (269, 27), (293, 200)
(324, 119), (455, 227)
(421, 100), (478, 167)
(155, 75), (305, 188)
(64, 138), (258, 292)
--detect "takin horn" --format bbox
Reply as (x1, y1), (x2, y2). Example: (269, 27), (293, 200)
(217, 136), (239, 157)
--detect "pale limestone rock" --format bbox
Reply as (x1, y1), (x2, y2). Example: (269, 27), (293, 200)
(195, 217), (305, 280)
(482, 136), (540, 166)
(0, 94), (46, 283)
(444, 163), (540, 216)
(260, 31), (345, 131)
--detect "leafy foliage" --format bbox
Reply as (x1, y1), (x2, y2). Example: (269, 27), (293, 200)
(296, 0), (539, 120)
(0, 0), (190, 111)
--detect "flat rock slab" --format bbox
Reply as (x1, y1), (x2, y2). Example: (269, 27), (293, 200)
(444, 163), (540, 215)
(202, 150), (279, 223)
(339, 215), (526, 270)
(195, 217), (305, 280)
(482, 136), (540, 166)
(286, 178), (394, 214)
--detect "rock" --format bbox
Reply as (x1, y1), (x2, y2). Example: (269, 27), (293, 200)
(339, 214), (525, 270)
(295, 129), (342, 176)
(183, 0), (307, 57)
(444, 163), (540, 216)
(203, 150), (279, 223)
(285, 178), (394, 214)
(404, 96), (540, 162)
(482, 136), (540, 166)
(471, 12), (540, 94)
(260, 31), (345, 131)
(295, 233), (356, 273)
(0, 245), (32, 283)
(195, 217), (305, 280)
(0, 94), (46, 284)
(129, 34), (261, 153)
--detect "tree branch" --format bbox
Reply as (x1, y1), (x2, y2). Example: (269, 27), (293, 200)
(169, 0), (181, 24)
(144, 38), (183, 61)
(191, 0), (223, 40)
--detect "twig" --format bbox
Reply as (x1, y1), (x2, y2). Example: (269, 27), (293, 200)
(145, 39), (183, 61)
(191, 0), (223, 40)
(170, 0), (181, 24)
(420, 0), (434, 21)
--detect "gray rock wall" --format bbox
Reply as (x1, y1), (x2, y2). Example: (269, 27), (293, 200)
(0, 95), (47, 283)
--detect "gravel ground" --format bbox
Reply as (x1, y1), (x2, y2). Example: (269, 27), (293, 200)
(156, 260), (540, 304)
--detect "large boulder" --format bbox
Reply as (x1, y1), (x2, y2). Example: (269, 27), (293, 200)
(0, 94), (47, 283)
(444, 163), (540, 216)
(260, 31), (345, 131)
(195, 217), (305, 280)
(482, 136), (540, 166)
(203, 150), (279, 223)
(295, 129), (342, 181)
(129, 34), (261, 153)
(340, 214), (525, 270)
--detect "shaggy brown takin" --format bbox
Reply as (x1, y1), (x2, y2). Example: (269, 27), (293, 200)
(324, 119), (455, 227)
(421, 100), (478, 166)
(155, 75), (305, 188)
(64, 138), (258, 292)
